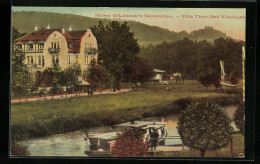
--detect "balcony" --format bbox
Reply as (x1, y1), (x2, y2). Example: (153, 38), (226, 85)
(84, 48), (97, 55)
(26, 48), (34, 52)
(13, 48), (23, 52)
(48, 48), (60, 54)
(38, 49), (44, 53)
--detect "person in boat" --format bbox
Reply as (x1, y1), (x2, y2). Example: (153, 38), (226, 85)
(150, 128), (159, 150)
(85, 130), (91, 151)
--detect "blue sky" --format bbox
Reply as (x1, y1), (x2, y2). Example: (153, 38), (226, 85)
(12, 7), (246, 40)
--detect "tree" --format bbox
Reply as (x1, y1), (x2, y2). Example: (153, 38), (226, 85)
(91, 21), (140, 90)
(63, 64), (81, 94)
(85, 60), (109, 93)
(198, 73), (220, 90)
(177, 100), (233, 157)
(12, 26), (27, 42)
(11, 51), (34, 98)
(112, 129), (148, 157)
(234, 104), (245, 135)
(124, 57), (155, 85)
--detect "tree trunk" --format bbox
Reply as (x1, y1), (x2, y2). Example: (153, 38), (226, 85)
(20, 87), (22, 102)
(66, 86), (67, 99)
(214, 149), (217, 157)
(200, 149), (206, 157)
(230, 137), (233, 157)
(52, 85), (53, 100)
(117, 80), (121, 90)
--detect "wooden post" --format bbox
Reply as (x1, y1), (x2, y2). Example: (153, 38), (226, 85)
(52, 86), (53, 100)
(214, 149), (217, 157)
(242, 46), (245, 102)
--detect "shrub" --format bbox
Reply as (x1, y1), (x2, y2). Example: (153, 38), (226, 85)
(234, 104), (245, 135)
(112, 129), (148, 157)
(177, 100), (233, 157)
(11, 141), (30, 156)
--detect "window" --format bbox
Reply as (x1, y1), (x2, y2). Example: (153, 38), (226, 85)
(42, 55), (45, 67)
(56, 55), (59, 64)
(16, 44), (22, 50)
(89, 34), (91, 38)
(85, 43), (86, 48)
(51, 42), (53, 48)
(27, 56), (30, 64)
(38, 43), (44, 50)
(69, 41), (73, 49)
(52, 55), (55, 64)
(31, 56), (33, 64)
(38, 55), (41, 65)
(68, 55), (71, 64)
(76, 55), (78, 63)
(52, 55), (59, 64)
(57, 42), (59, 48)
(54, 42), (56, 49)
(27, 43), (33, 51)
(85, 54), (86, 64)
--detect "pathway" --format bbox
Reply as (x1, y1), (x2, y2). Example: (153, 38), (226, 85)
(11, 88), (132, 103)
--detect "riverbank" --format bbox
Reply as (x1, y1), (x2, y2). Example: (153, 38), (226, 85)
(11, 80), (243, 141)
(150, 133), (244, 158)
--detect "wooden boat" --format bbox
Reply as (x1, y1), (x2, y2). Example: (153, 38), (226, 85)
(85, 120), (168, 155)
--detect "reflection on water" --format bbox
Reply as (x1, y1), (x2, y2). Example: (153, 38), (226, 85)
(163, 115), (182, 146)
(19, 131), (87, 156)
(19, 105), (237, 156)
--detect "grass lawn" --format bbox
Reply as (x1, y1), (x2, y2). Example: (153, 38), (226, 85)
(11, 80), (243, 140)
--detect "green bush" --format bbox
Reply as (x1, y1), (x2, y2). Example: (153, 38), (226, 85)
(11, 141), (30, 156)
(234, 104), (245, 135)
(177, 100), (233, 157)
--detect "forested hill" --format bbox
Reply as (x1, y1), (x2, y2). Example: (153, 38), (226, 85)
(12, 11), (229, 45)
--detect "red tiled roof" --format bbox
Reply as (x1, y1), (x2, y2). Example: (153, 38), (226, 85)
(67, 31), (87, 53)
(14, 29), (88, 52)
(67, 31), (87, 40)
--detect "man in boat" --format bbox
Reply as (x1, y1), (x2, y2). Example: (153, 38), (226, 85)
(150, 128), (159, 150)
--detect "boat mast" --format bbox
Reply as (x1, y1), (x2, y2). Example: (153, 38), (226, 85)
(220, 60), (225, 83)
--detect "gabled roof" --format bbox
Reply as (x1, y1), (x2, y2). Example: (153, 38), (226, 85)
(67, 31), (87, 40)
(13, 29), (89, 53)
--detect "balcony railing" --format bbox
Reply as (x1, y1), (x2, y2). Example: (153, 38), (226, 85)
(48, 48), (60, 54)
(38, 49), (44, 53)
(84, 48), (98, 55)
(13, 49), (23, 52)
(26, 48), (34, 52)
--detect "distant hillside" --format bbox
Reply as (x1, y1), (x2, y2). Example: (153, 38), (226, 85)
(12, 11), (229, 45)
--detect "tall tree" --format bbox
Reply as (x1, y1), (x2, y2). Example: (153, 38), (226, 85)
(124, 57), (155, 85)
(12, 26), (27, 42)
(86, 61), (109, 92)
(11, 50), (33, 97)
(91, 21), (140, 90)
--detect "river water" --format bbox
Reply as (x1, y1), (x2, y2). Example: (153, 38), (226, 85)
(18, 106), (238, 156)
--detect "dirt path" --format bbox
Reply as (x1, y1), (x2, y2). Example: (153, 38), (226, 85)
(11, 88), (132, 103)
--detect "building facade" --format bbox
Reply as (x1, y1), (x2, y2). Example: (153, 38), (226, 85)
(13, 25), (98, 78)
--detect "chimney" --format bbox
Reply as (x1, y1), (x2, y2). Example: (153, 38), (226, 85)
(69, 25), (72, 31)
(87, 28), (91, 33)
(34, 24), (38, 31)
(62, 26), (65, 34)
(47, 24), (50, 29)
